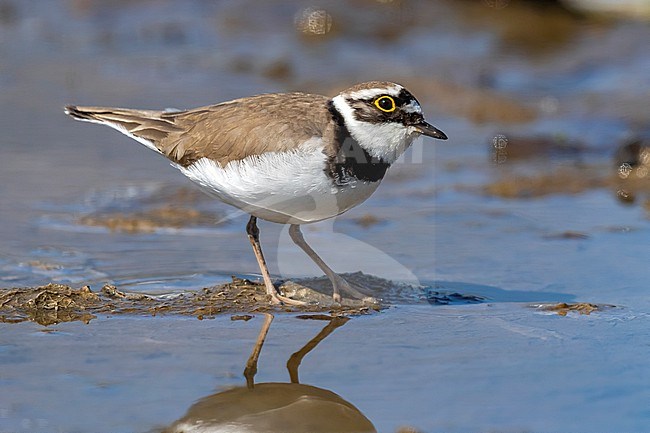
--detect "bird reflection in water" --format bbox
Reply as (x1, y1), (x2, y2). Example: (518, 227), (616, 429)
(164, 314), (376, 433)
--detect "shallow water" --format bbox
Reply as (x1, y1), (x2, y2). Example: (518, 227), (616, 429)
(1, 1), (650, 432)
(2, 307), (648, 433)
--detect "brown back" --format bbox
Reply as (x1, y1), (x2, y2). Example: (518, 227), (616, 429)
(66, 92), (334, 167)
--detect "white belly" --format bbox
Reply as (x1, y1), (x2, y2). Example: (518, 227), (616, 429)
(177, 144), (381, 224)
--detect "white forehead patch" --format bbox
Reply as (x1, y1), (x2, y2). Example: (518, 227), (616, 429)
(403, 100), (422, 114)
(346, 84), (403, 100)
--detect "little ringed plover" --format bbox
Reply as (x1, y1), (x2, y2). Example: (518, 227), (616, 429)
(65, 81), (447, 305)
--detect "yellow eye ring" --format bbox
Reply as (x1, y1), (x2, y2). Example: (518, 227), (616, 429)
(374, 96), (396, 113)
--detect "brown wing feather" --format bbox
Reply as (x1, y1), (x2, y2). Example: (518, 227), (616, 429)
(64, 105), (183, 152)
(66, 93), (334, 168)
(161, 93), (332, 166)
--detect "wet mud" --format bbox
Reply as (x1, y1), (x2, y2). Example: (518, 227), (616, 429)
(0, 275), (385, 326)
(1, 276), (617, 326)
(79, 206), (219, 233)
(76, 185), (224, 233)
(482, 165), (610, 198)
(532, 302), (615, 316)
(480, 137), (650, 203)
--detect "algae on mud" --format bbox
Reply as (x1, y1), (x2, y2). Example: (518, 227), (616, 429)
(479, 158), (650, 201)
(1, 277), (617, 325)
(78, 206), (219, 233)
(0, 275), (384, 325)
(532, 302), (614, 316)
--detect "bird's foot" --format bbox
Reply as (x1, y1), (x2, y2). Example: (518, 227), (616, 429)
(332, 275), (379, 306)
(268, 290), (308, 306)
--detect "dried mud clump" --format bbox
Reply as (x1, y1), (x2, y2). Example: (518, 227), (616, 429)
(481, 162), (650, 201)
(482, 137), (650, 200)
(425, 290), (485, 306)
(78, 206), (218, 233)
(395, 427), (424, 433)
(490, 135), (585, 164)
(352, 214), (383, 228)
(0, 283), (101, 325)
(532, 302), (615, 316)
(1, 277), (381, 325)
(483, 166), (609, 199)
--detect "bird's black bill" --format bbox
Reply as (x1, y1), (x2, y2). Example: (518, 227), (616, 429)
(413, 121), (448, 140)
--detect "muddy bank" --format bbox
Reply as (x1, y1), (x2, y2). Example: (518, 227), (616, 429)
(0, 275), (388, 325)
(472, 136), (650, 208)
(1, 276), (615, 326)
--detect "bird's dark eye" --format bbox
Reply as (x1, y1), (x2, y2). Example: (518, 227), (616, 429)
(374, 96), (396, 113)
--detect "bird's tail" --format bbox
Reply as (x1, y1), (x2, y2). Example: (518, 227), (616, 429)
(64, 105), (182, 154)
